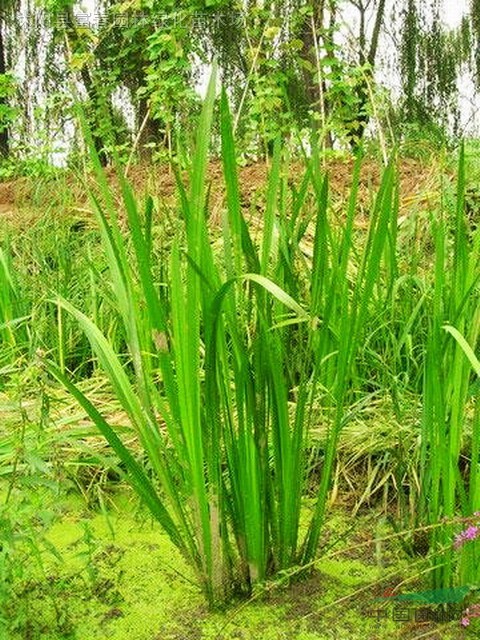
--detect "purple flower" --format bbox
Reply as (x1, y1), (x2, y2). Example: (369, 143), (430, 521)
(454, 525), (480, 549)
(461, 604), (480, 627)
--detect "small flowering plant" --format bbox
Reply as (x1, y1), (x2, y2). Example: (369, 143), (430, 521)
(454, 524), (480, 550)
(461, 603), (480, 627)
(454, 513), (480, 627)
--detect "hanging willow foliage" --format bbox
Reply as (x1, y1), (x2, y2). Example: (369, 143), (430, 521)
(469, 0), (480, 86)
(398, 0), (480, 134)
(4, 0), (480, 162)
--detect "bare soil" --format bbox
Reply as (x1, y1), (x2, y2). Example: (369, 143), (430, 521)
(0, 157), (446, 231)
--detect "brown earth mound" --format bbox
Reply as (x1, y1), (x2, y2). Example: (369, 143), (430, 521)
(0, 157), (447, 232)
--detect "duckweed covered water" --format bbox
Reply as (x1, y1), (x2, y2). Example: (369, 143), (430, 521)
(0, 486), (469, 639)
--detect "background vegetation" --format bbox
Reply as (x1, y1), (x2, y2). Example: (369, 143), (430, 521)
(1, 0), (480, 168)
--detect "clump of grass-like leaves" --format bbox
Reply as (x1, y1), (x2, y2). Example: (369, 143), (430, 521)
(47, 70), (398, 607)
(419, 146), (480, 591)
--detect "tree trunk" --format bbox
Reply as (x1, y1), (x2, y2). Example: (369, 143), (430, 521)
(136, 96), (160, 162)
(346, 0), (387, 150)
(299, 0), (334, 148)
(64, 7), (109, 165)
(0, 17), (9, 158)
(368, 0), (386, 67)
